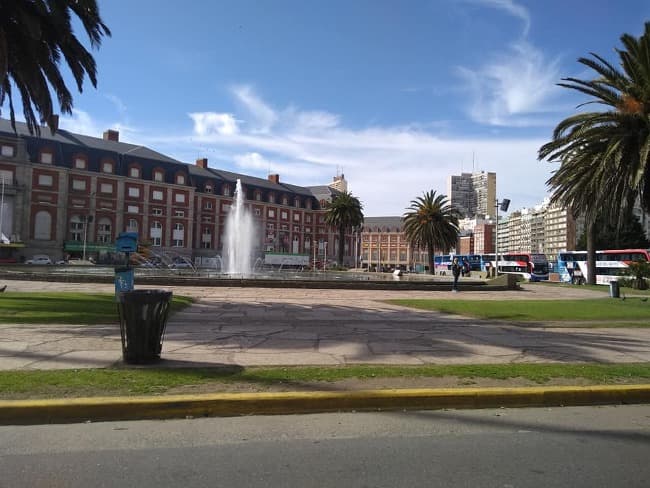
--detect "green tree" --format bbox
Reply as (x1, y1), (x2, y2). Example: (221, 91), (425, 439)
(402, 191), (459, 275)
(324, 191), (364, 267)
(577, 214), (650, 250)
(0, 0), (111, 134)
(539, 22), (650, 284)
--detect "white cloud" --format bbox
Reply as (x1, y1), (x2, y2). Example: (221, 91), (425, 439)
(469, 0), (531, 37)
(459, 42), (562, 127)
(72, 88), (556, 217)
(232, 85), (278, 133)
(189, 112), (239, 136)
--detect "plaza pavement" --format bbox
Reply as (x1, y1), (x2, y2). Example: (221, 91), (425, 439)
(1, 280), (650, 371)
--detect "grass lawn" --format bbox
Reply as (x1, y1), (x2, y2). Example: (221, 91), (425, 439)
(0, 292), (193, 324)
(1, 363), (650, 399)
(386, 298), (650, 324)
(532, 281), (650, 296)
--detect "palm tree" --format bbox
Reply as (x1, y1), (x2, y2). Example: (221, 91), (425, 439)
(324, 191), (364, 267)
(402, 191), (459, 275)
(0, 0), (111, 135)
(538, 22), (650, 284)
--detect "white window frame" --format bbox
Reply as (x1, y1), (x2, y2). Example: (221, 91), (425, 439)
(74, 157), (86, 169)
(102, 162), (113, 173)
(127, 205), (139, 214)
(152, 190), (164, 201)
(40, 152), (53, 164)
(128, 186), (140, 198)
(72, 179), (87, 191)
(100, 183), (113, 194)
(174, 193), (186, 204)
(129, 167), (140, 178)
(1, 145), (15, 157)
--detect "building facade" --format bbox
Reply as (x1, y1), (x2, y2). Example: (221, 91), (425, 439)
(447, 171), (496, 218)
(0, 119), (357, 266)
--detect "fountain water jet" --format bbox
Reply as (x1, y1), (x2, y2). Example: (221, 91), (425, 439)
(223, 179), (257, 274)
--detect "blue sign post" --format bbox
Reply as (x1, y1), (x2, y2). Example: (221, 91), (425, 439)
(115, 232), (138, 297)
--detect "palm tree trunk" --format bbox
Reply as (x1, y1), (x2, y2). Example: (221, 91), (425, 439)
(338, 225), (345, 267)
(586, 219), (597, 285)
(428, 245), (435, 275)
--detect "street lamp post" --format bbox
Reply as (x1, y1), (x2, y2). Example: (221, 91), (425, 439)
(82, 215), (94, 262)
(494, 198), (510, 276)
(0, 175), (5, 243)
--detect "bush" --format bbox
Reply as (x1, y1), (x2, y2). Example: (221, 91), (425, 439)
(624, 260), (650, 290)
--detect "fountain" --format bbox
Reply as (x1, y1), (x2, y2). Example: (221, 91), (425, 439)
(223, 179), (257, 275)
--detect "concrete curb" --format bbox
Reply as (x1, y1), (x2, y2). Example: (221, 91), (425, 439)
(2, 384), (650, 425)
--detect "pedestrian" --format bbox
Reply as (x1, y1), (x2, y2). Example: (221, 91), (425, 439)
(451, 257), (461, 292)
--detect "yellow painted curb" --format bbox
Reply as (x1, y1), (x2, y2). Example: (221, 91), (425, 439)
(1, 385), (650, 425)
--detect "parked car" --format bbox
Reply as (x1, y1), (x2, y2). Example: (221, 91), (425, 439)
(25, 255), (52, 265)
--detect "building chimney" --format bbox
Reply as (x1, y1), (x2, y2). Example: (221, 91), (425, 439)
(268, 174), (280, 184)
(103, 129), (119, 142)
(196, 158), (208, 169)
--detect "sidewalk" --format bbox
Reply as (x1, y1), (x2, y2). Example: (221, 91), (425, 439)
(2, 280), (650, 424)
(1, 280), (649, 370)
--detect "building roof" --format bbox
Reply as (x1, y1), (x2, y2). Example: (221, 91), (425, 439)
(362, 216), (404, 231)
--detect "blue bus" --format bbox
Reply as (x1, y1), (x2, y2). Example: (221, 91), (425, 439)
(557, 249), (650, 285)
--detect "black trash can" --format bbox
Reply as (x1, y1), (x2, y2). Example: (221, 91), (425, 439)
(609, 280), (620, 299)
(117, 290), (173, 364)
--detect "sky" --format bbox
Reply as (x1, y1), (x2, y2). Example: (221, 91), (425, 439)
(7, 0), (650, 216)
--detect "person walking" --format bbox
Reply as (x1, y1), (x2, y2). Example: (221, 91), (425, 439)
(451, 257), (461, 292)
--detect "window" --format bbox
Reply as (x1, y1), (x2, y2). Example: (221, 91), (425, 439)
(204, 201), (213, 210)
(175, 193), (185, 203)
(281, 211), (288, 220)
(294, 198), (300, 208)
(74, 157), (86, 169)
(306, 200), (312, 210)
(254, 208), (261, 216)
(34, 211), (52, 240)
(305, 215), (312, 223)
(0, 169), (12, 184)
(153, 170), (164, 182)
(205, 184), (213, 193)
(127, 205), (139, 213)
(172, 223), (184, 247)
(293, 213), (300, 222)
(268, 209), (275, 218)
(152, 190), (164, 201)
(268, 193), (275, 203)
(176, 174), (186, 185)
(39, 151), (53, 164)
(152, 208), (163, 216)
(127, 186), (140, 198)
(150, 221), (162, 246)
(255, 192), (261, 201)
(102, 161), (113, 173)
(282, 196), (288, 205)
(129, 166), (140, 178)
(174, 209), (185, 217)
(69, 216), (84, 241)
(100, 183), (113, 194)
(126, 219), (138, 233)
(223, 185), (231, 197)
(201, 227), (212, 248)
(72, 179), (87, 191)
(202, 215), (212, 222)
(1, 144), (15, 157)
(97, 218), (112, 243)
(222, 204), (231, 212)
(38, 174), (53, 186)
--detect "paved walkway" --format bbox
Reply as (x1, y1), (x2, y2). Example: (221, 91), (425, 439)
(1, 280), (649, 370)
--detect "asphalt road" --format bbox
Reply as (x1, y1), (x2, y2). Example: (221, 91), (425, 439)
(1, 405), (649, 487)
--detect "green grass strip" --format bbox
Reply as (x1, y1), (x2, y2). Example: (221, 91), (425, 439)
(386, 298), (650, 322)
(0, 292), (193, 324)
(1, 364), (650, 399)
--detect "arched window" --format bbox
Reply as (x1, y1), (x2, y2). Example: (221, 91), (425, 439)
(150, 221), (162, 247)
(126, 218), (138, 233)
(97, 217), (112, 243)
(34, 211), (52, 240)
(69, 215), (84, 241)
(173, 223), (184, 247)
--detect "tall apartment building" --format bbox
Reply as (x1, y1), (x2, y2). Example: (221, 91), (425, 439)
(447, 171), (496, 218)
(472, 171), (496, 218)
(0, 119), (357, 265)
(328, 174), (348, 193)
(543, 201), (577, 260)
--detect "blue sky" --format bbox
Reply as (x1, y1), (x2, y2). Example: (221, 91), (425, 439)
(13, 1), (650, 216)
